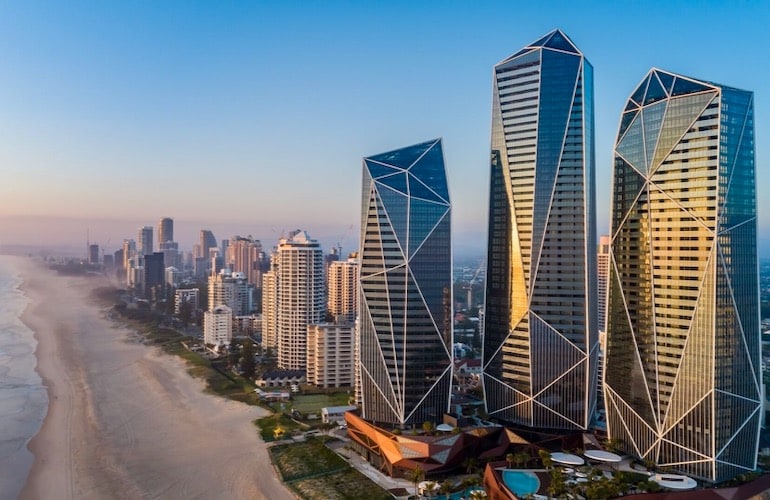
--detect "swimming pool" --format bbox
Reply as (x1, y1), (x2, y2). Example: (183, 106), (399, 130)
(502, 470), (540, 496)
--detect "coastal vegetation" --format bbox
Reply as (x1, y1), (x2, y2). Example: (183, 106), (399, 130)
(270, 438), (391, 500)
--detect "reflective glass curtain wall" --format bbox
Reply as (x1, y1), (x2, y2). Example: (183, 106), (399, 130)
(482, 30), (598, 431)
(358, 139), (453, 426)
(604, 69), (760, 482)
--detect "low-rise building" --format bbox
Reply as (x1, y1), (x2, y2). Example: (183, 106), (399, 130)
(306, 323), (353, 388)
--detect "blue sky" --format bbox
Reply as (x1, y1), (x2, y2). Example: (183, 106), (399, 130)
(0, 1), (767, 257)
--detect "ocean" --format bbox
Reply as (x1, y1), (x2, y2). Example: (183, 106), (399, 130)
(0, 255), (48, 499)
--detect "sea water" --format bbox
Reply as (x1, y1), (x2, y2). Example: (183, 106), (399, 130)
(0, 255), (48, 499)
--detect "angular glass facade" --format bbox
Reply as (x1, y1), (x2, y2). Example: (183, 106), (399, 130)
(358, 139), (453, 426)
(605, 69), (760, 482)
(482, 30), (598, 431)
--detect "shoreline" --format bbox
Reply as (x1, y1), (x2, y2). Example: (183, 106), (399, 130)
(14, 256), (294, 499)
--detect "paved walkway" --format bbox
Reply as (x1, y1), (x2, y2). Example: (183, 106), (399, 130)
(327, 432), (415, 497)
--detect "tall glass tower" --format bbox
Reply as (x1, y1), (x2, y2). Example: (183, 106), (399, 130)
(605, 69), (760, 482)
(482, 29), (598, 431)
(358, 139), (453, 427)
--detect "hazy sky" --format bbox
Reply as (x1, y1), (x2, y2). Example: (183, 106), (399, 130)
(1, 1), (768, 257)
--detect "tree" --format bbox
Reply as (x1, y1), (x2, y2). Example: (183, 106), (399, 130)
(514, 451), (529, 469)
(228, 339), (240, 369)
(240, 339), (256, 378)
(548, 468), (568, 498)
(439, 480), (454, 497)
(538, 449), (553, 469)
(605, 437), (621, 452)
(506, 453), (515, 469)
(406, 465), (425, 497)
(463, 457), (479, 475)
(422, 420), (435, 434)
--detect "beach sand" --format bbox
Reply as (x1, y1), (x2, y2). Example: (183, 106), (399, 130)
(15, 257), (294, 500)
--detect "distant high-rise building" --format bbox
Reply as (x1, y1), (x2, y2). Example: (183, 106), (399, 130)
(122, 239), (136, 286)
(143, 252), (165, 299)
(165, 266), (182, 289)
(358, 139), (453, 426)
(208, 269), (251, 317)
(114, 248), (124, 273)
(158, 217), (173, 247)
(327, 254), (358, 324)
(271, 230), (325, 371)
(227, 236), (263, 286)
(204, 305), (232, 347)
(261, 270), (278, 352)
(175, 288), (199, 315)
(88, 244), (100, 265)
(160, 241), (179, 270)
(194, 229), (218, 278)
(597, 235), (611, 341)
(200, 230), (217, 258)
(138, 226), (153, 256)
(604, 69), (760, 482)
(482, 29), (598, 431)
(324, 245), (341, 282)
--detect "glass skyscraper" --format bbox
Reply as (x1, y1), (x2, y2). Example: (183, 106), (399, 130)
(358, 139), (452, 426)
(604, 69), (760, 482)
(482, 30), (598, 431)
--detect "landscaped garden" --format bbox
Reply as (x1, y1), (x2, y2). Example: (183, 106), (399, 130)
(255, 412), (307, 441)
(269, 437), (391, 500)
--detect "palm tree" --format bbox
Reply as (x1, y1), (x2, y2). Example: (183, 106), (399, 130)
(514, 451), (529, 469)
(460, 476), (477, 496)
(439, 480), (454, 498)
(538, 449), (553, 469)
(422, 480), (438, 498)
(406, 465), (425, 497)
(506, 452), (515, 469)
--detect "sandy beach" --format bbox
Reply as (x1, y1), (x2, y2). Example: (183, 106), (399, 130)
(14, 257), (294, 500)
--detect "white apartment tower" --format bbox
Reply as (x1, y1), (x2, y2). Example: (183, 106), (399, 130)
(272, 230), (325, 371)
(261, 270), (278, 353)
(327, 254), (358, 324)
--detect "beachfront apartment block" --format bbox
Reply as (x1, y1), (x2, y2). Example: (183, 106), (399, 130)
(306, 323), (354, 388)
(204, 305), (232, 347)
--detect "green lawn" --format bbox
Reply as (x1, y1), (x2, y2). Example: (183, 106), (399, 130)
(256, 413), (307, 441)
(290, 393), (351, 414)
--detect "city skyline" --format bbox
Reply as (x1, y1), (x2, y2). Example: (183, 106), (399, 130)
(1, 2), (769, 258)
